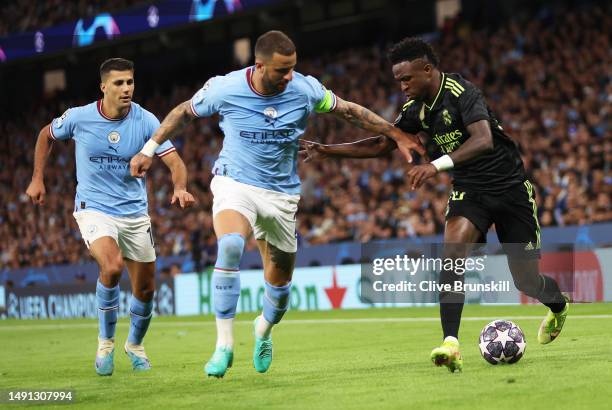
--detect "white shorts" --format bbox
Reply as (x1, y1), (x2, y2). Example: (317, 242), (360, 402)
(210, 175), (300, 253)
(73, 210), (156, 263)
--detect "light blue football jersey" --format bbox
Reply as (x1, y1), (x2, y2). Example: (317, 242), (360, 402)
(190, 66), (336, 194)
(50, 100), (175, 217)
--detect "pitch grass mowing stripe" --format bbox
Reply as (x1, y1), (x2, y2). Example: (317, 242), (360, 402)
(1, 314), (610, 331)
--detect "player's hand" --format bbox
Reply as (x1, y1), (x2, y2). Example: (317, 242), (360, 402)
(407, 163), (437, 190)
(26, 179), (46, 205)
(298, 139), (328, 163)
(388, 129), (426, 164)
(171, 189), (196, 209)
(130, 153), (153, 178)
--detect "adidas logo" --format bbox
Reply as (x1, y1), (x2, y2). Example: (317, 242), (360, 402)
(524, 242), (534, 250)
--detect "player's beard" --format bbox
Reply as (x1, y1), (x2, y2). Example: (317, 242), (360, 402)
(263, 74), (287, 94)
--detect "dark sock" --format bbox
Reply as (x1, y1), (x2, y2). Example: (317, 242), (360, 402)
(439, 289), (465, 339)
(538, 275), (566, 313)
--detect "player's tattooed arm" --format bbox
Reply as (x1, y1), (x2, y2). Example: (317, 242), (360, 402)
(299, 136), (397, 161)
(151, 101), (197, 145)
(330, 97), (425, 162)
(160, 151), (196, 209)
(131, 100), (197, 178)
(449, 119), (494, 164)
(26, 123), (54, 205)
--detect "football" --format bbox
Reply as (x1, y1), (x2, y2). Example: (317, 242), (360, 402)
(478, 320), (527, 364)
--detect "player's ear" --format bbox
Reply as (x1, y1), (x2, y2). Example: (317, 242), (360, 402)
(100, 82), (106, 93)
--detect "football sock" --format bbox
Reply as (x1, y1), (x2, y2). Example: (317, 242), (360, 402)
(257, 281), (291, 339)
(439, 264), (465, 339)
(213, 233), (245, 347)
(96, 280), (119, 340)
(440, 299), (464, 339)
(538, 275), (566, 313)
(128, 295), (153, 345)
(216, 318), (234, 348)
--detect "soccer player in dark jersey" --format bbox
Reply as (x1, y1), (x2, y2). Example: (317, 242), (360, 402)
(301, 37), (569, 372)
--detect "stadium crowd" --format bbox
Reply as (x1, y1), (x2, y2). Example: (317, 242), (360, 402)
(0, 0), (145, 37)
(0, 2), (609, 269)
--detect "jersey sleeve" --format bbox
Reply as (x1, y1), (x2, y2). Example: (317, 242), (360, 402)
(143, 110), (176, 158)
(49, 108), (78, 140)
(303, 75), (337, 114)
(394, 100), (422, 134)
(189, 76), (224, 118)
(457, 83), (490, 126)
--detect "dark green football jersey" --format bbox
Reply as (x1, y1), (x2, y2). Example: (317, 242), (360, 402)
(396, 72), (526, 193)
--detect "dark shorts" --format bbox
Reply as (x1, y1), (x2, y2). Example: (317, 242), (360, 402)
(446, 180), (541, 259)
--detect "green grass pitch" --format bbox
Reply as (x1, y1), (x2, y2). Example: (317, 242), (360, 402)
(1, 303), (611, 409)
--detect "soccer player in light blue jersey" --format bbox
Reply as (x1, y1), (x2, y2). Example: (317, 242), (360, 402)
(130, 31), (424, 377)
(26, 58), (195, 376)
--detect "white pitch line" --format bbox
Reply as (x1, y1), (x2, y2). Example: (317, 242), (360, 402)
(0, 314), (610, 331)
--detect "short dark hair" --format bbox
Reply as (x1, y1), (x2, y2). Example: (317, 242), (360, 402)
(254, 30), (296, 60)
(387, 37), (439, 67)
(99, 58), (134, 80)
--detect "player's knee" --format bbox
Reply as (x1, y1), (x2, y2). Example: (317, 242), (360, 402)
(133, 285), (155, 303)
(100, 253), (124, 278)
(216, 233), (245, 269)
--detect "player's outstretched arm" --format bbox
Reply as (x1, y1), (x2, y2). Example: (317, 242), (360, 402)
(130, 101), (197, 178)
(25, 123), (54, 205)
(329, 97), (425, 163)
(406, 120), (493, 190)
(299, 136), (397, 162)
(160, 151), (196, 209)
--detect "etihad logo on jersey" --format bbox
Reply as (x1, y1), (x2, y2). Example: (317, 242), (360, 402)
(90, 155), (130, 171)
(239, 129), (296, 143)
(433, 129), (463, 154)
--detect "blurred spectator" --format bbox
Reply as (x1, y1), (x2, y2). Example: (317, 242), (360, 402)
(0, 0), (146, 37)
(0, 2), (609, 269)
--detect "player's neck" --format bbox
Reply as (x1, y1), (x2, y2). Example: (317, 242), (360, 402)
(251, 71), (275, 95)
(426, 70), (443, 105)
(101, 98), (129, 119)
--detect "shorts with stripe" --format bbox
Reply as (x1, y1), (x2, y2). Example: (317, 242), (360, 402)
(445, 180), (541, 259)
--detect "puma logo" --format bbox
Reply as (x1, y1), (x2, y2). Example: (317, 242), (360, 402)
(108, 145), (118, 153)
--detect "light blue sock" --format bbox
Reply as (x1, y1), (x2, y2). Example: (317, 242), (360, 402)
(263, 281), (291, 325)
(213, 233), (245, 319)
(96, 280), (119, 340)
(128, 295), (153, 345)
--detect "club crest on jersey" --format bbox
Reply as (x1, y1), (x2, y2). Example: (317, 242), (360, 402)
(442, 109), (452, 126)
(107, 131), (120, 144)
(264, 107), (278, 124)
(86, 224), (98, 234)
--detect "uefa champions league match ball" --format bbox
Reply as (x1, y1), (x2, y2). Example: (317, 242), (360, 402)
(478, 320), (526, 364)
